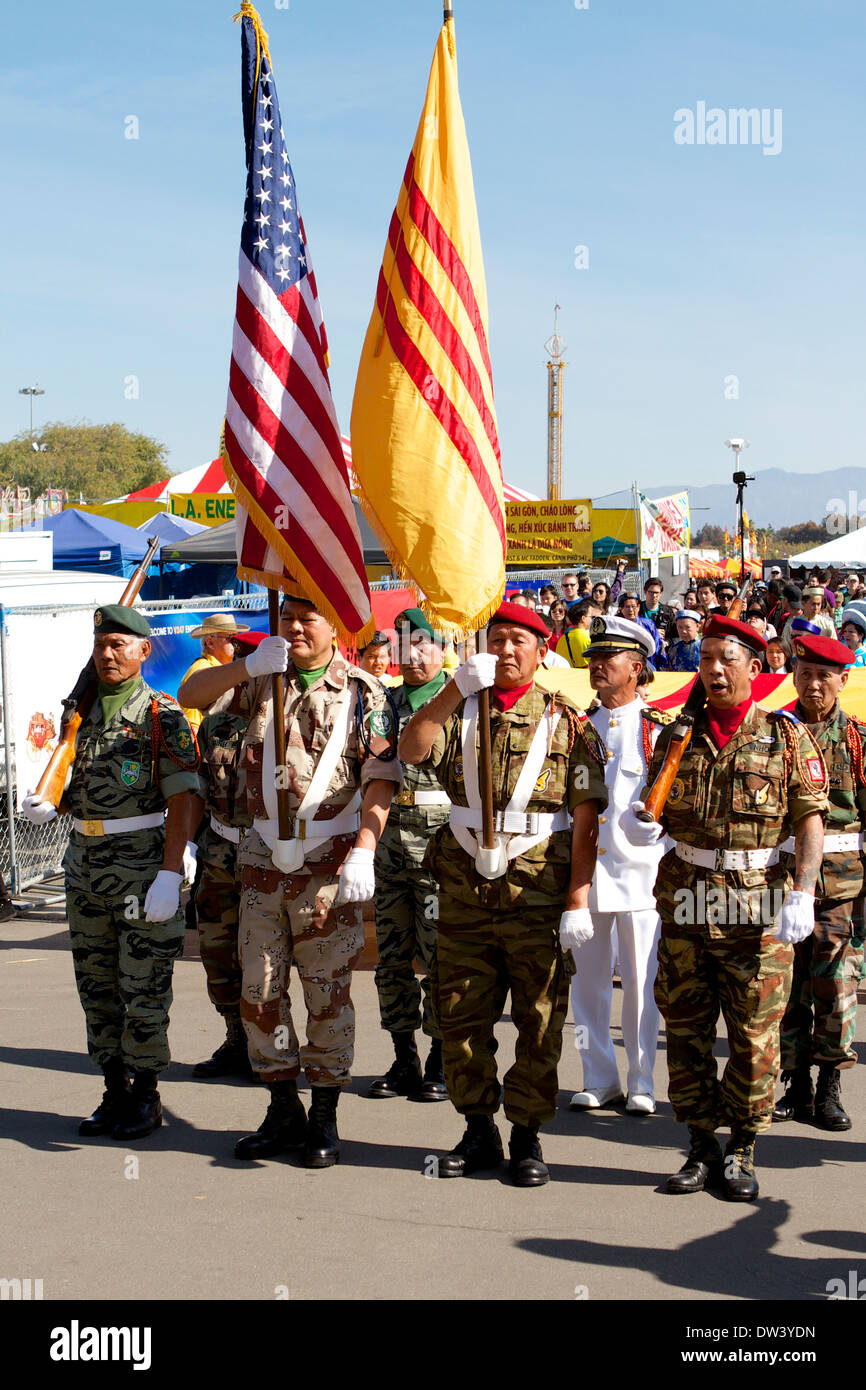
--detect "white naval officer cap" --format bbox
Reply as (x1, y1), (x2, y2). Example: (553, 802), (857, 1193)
(584, 615), (656, 661)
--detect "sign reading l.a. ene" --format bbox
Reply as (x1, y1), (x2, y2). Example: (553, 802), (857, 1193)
(169, 493), (236, 526)
(506, 499), (592, 565)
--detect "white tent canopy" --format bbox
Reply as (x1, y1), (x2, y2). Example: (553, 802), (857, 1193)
(792, 528), (866, 568)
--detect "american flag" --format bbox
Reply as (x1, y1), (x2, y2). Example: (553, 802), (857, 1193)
(222, 7), (373, 640)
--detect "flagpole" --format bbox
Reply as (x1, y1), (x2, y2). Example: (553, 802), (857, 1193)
(268, 588), (292, 844)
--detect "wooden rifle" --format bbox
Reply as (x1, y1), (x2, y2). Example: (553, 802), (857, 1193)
(33, 534), (162, 809)
(638, 575), (753, 823)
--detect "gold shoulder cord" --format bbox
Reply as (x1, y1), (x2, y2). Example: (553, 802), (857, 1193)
(845, 717), (866, 789)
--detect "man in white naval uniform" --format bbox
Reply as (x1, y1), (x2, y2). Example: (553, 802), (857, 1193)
(568, 616), (670, 1115)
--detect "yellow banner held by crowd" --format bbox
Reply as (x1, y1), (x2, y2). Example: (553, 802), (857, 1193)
(506, 499), (592, 567)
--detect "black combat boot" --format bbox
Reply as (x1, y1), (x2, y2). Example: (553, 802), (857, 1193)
(193, 1014), (255, 1080)
(234, 1080), (308, 1159)
(303, 1087), (341, 1168)
(772, 1067), (814, 1123)
(79, 1058), (130, 1137)
(111, 1070), (162, 1141)
(368, 1032), (423, 1099)
(664, 1125), (723, 1195)
(438, 1114), (504, 1178)
(0, 895), (16, 923)
(508, 1123), (549, 1187)
(411, 1038), (448, 1103)
(722, 1129), (759, 1201)
(814, 1064), (851, 1132)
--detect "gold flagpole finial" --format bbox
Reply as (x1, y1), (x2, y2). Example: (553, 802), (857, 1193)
(233, 1), (272, 67)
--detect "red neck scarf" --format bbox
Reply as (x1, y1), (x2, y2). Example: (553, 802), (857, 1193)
(705, 697), (753, 750)
(490, 680), (533, 712)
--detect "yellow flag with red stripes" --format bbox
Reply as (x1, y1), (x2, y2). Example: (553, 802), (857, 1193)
(350, 13), (504, 630)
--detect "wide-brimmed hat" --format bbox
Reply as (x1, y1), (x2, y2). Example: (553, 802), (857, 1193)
(188, 613), (251, 638)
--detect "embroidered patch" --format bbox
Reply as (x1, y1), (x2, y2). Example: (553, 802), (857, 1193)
(668, 778), (685, 805)
(120, 760), (140, 787)
(806, 757), (824, 783)
(177, 730), (192, 750)
(754, 782), (769, 806)
(534, 768), (552, 793)
(367, 709), (393, 738)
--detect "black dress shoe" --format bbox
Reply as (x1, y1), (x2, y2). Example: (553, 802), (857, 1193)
(193, 1040), (255, 1080)
(438, 1116), (504, 1178)
(111, 1072), (162, 1141)
(722, 1135), (759, 1202)
(508, 1125), (549, 1186)
(772, 1068), (814, 1123)
(410, 1039), (448, 1103)
(664, 1126), (723, 1195)
(235, 1081), (308, 1159)
(79, 1060), (129, 1136)
(303, 1087), (340, 1168)
(814, 1064), (852, 1131)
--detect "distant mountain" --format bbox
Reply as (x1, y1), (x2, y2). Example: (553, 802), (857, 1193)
(646, 468), (866, 532)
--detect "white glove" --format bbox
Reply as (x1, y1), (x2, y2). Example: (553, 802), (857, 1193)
(182, 841), (198, 887)
(454, 652), (499, 697)
(22, 791), (58, 825)
(774, 890), (815, 945)
(244, 635), (289, 678)
(335, 847), (375, 905)
(621, 801), (664, 847)
(143, 870), (183, 922)
(559, 909), (594, 960)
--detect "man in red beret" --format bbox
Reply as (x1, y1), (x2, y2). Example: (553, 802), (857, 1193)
(623, 613), (829, 1200)
(772, 632), (865, 1132)
(399, 601), (608, 1186)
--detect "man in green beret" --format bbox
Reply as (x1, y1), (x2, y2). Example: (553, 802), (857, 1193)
(23, 605), (202, 1139)
(368, 609), (450, 1102)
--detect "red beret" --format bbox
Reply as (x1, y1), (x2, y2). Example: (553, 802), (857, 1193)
(792, 633), (853, 668)
(232, 629), (269, 651)
(487, 601), (550, 642)
(702, 614), (768, 656)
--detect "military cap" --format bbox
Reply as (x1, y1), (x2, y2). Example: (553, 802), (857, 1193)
(487, 600), (549, 642)
(232, 629), (268, 651)
(188, 612), (250, 638)
(792, 633), (853, 668)
(789, 617), (821, 639)
(93, 605), (151, 638)
(702, 613), (767, 656)
(584, 615), (655, 661)
(394, 607), (435, 639)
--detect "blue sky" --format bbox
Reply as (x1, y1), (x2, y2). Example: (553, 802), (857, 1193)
(2, 0), (864, 503)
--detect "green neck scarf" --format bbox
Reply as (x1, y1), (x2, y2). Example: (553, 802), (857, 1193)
(404, 669), (447, 712)
(296, 655), (333, 691)
(98, 676), (142, 725)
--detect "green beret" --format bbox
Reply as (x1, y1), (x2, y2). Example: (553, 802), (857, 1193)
(394, 607), (434, 639)
(93, 605), (152, 638)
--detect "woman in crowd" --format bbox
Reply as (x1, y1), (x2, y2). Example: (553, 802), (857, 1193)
(547, 597), (568, 643)
(839, 608), (866, 667)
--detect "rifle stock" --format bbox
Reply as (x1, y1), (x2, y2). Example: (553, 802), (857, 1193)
(33, 534), (161, 809)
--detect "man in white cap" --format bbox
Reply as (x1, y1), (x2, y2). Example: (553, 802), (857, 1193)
(569, 615), (671, 1115)
(660, 610), (702, 672)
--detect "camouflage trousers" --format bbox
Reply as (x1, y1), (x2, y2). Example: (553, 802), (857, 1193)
(238, 849), (364, 1087)
(436, 892), (574, 1127)
(779, 897), (865, 1070)
(195, 835), (242, 1018)
(373, 821), (441, 1039)
(654, 924), (793, 1134)
(66, 885), (184, 1075)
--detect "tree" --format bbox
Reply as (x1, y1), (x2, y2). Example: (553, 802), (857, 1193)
(693, 524), (725, 549)
(775, 520), (832, 548)
(0, 421), (170, 500)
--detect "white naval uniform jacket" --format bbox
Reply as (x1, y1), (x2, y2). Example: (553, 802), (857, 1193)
(588, 697), (668, 913)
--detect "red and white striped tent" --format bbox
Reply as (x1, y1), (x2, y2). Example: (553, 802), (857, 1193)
(124, 444), (539, 504)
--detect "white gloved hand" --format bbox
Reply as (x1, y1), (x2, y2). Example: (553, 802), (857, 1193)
(621, 801), (664, 847)
(774, 890), (815, 945)
(182, 841), (198, 887)
(559, 909), (594, 960)
(22, 791), (58, 825)
(335, 847), (376, 905)
(143, 870), (183, 922)
(454, 652), (499, 697)
(244, 635), (289, 678)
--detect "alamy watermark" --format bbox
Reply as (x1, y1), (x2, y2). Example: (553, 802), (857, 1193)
(674, 103), (782, 157)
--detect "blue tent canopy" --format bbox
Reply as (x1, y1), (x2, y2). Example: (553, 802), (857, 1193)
(135, 513), (208, 544)
(23, 509), (152, 577)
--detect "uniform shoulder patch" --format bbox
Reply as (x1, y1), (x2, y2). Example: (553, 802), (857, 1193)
(641, 705), (675, 726)
(769, 708), (800, 725)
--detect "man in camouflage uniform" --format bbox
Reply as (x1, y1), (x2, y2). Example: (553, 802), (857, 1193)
(400, 601), (608, 1186)
(624, 614), (828, 1201)
(773, 632), (865, 1131)
(369, 608), (450, 1102)
(179, 590), (402, 1168)
(188, 630), (269, 1080)
(22, 605), (202, 1139)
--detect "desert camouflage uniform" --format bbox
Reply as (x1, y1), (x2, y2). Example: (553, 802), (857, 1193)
(236, 653), (402, 1086)
(779, 702), (866, 1070)
(374, 682), (449, 1039)
(646, 703), (830, 1134)
(64, 678), (200, 1074)
(194, 689), (252, 1019)
(422, 686), (608, 1127)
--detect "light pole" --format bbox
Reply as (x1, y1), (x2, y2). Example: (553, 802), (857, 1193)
(18, 386), (45, 441)
(725, 438), (752, 585)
